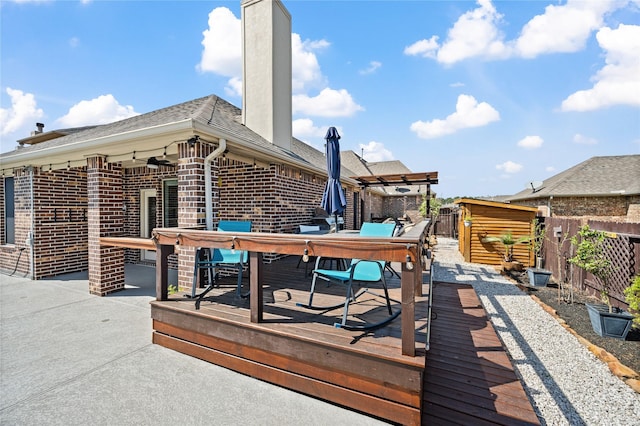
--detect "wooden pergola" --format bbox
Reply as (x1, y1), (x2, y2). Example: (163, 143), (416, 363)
(351, 171), (439, 188)
(351, 171), (439, 219)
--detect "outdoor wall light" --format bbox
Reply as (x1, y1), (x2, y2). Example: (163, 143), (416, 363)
(187, 136), (199, 152)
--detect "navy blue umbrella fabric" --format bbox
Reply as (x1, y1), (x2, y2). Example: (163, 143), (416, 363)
(321, 127), (347, 230)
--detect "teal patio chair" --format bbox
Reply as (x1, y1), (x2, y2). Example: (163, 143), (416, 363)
(191, 220), (252, 309)
(297, 222), (400, 330)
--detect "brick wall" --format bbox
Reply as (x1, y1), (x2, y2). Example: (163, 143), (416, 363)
(123, 166), (177, 264)
(87, 157), (125, 295)
(366, 192), (384, 221)
(516, 195), (640, 217)
(383, 194), (421, 222)
(33, 167), (88, 278)
(0, 170), (32, 277)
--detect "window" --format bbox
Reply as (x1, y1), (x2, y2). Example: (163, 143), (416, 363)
(163, 179), (178, 227)
(4, 177), (15, 244)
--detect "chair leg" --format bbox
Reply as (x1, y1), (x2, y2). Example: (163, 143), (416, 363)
(296, 273), (345, 310)
(235, 264), (250, 299)
(380, 276), (393, 315)
(337, 281), (354, 328)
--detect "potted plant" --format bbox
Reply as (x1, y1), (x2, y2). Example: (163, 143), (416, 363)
(624, 275), (640, 329)
(463, 215), (472, 227)
(569, 224), (633, 339)
(526, 220), (552, 287)
(482, 231), (530, 272)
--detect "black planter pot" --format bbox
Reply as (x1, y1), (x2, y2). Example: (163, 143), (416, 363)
(585, 303), (634, 340)
(526, 268), (551, 287)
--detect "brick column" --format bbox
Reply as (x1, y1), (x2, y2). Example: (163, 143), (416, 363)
(87, 156), (124, 295)
(176, 141), (217, 289)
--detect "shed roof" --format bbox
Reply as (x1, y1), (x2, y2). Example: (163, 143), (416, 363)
(455, 198), (538, 212)
(508, 155), (640, 201)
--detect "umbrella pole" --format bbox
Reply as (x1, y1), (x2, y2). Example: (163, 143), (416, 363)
(334, 213), (338, 233)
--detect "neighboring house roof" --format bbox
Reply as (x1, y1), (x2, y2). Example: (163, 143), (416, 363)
(0, 94), (353, 184)
(508, 155), (640, 201)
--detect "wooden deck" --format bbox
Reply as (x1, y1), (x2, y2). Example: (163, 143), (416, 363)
(150, 256), (539, 425)
(423, 282), (540, 425)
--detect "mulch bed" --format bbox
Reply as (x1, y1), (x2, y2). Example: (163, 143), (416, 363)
(504, 270), (640, 376)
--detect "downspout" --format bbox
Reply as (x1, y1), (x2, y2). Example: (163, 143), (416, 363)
(27, 166), (35, 279)
(205, 139), (227, 230)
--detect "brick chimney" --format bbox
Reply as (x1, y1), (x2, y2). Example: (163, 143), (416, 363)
(241, 0), (292, 151)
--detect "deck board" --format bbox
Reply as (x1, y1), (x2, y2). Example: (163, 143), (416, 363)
(423, 281), (540, 425)
(150, 256), (538, 425)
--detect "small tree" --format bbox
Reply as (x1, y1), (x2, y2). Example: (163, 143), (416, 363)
(419, 194), (441, 219)
(624, 275), (640, 328)
(531, 219), (547, 268)
(568, 225), (613, 311)
(482, 232), (531, 262)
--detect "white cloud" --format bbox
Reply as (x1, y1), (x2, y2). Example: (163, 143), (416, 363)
(196, 7), (241, 78)
(410, 94), (500, 139)
(403, 36), (439, 59)
(0, 87), (44, 136)
(573, 133), (598, 145)
(69, 37), (80, 48)
(545, 166), (556, 172)
(514, 0), (614, 58)
(561, 24), (640, 111)
(408, 0), (627, 64)
(293, 88), (364, 117)
(292, 118), (326, 140)
(517, 135), (544, 149)
(360, 141), (394, 162)
(436, 0), (509, 64)
(56, 94), (139, 127)
(359, 61), (382, 75)
(292, 34), (329, 93)
(496, 160), (523, 173)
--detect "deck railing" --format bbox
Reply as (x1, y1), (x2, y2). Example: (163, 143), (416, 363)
(151, 220), (431, 356)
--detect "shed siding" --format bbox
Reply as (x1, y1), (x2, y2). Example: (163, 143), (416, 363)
(457, 199), (536, 267)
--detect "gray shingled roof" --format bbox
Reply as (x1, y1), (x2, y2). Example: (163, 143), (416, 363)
(508, 155), (640, 201)
(0, 94), (346, 178)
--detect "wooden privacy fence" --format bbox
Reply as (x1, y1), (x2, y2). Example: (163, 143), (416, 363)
(542, 217), (640, 308)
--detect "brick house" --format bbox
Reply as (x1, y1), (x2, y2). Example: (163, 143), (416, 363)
(507, 155), (640, 220)
(0, 0), (346, 293)
(0, 0), (433, 295)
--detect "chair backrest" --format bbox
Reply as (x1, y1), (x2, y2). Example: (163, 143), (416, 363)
(218, 220), (252, 233)
(299, 225), (321, 234)
(214, 220), (252, 263)
(350, 222), (396, 281)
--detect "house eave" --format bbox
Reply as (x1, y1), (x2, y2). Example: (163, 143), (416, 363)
(0, 119), (195, 171)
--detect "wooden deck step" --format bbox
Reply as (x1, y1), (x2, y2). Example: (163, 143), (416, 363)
(422, 281), (540, 425)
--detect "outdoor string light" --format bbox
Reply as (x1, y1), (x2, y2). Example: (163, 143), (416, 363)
(303, 240), (310, 263)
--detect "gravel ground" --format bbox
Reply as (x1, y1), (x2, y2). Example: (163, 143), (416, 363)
(432, 237), (640, 426)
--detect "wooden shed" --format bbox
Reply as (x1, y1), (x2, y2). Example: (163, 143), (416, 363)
(455, 198), (538, 267)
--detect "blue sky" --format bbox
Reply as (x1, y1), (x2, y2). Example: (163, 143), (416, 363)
(1, 0), (639, 198)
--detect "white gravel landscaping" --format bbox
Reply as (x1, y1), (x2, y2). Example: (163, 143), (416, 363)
(432, 237), (640, 426)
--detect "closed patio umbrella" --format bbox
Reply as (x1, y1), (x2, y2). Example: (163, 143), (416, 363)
(321, 127), (347, 232)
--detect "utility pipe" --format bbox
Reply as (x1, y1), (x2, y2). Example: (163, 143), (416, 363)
(205, 138), (227, 230)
